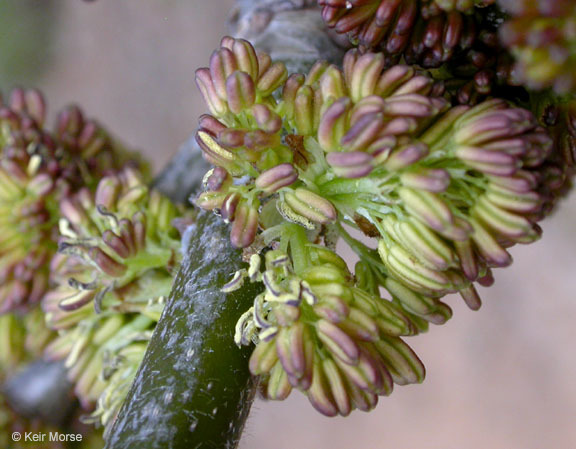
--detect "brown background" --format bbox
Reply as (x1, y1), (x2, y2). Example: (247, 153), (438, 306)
(2, 2), (574, 448)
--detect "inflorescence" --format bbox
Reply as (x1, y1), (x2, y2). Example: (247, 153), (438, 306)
(1, 0), (575, 435)
(0, 88), (143, 314)
(43, 167), (190, 433)
(194, 36), (562, 415)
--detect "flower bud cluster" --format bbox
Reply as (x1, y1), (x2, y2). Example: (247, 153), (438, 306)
(229, 246), (425, 416)
(42, 168), (189, 430)
(195, 38), (339, 248)
(318, 0), (485, 67)
(0, 88), (145, 314)
(534, 99), (576, 213)
(196, 38), (556, 416)
(499, 0), (576, 93)
(317, 1), (520, 106)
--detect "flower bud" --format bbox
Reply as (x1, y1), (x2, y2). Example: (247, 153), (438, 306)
(282, 188), (337, 226)
(230, 202), (259, 248)
(400, 168), (451, 192)
(226, 71), (256, 114)
(255, 163), (298, 194)
(252, 104), (282, 134)
(318, 97), (352, 152)
(326, 151), (373, 178)
(210, 47), (239, 101)
(202, 167), (232, 192)
(195, 67), (228, 117)
(257, 61), (288, 96)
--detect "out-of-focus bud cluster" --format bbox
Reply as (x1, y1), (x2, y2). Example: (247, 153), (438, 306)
(317, 0), (497, 67)
(499, 0), (576, 93)
(228, 245), (425, 416)
(0, 88), (145, 314)
(0, 310), (102, 448)
(42, 168), (189, 432)
(424, 0), (495, 13)
(440, 6), (518, 105)
(0, 310), (53, 376)
(195, 38), (558, 415)
(533, 99), (576, 213)
(317, 1), (521, 106)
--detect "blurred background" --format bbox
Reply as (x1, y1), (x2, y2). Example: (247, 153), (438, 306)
(1, 1), (574, 448)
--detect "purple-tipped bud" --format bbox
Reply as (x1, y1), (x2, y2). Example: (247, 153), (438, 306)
(244, 130), (281, 151)
(195, 68), (228, 117)
(198, 114), (226, 136)
(375, 65), (416, 97)
(226, 71), (256, 114)
(217, 128), (246, 148)
(255, 163), (298, 194)
(210, 47), (239, 100)
(327, 151), (374, 178)
(102, 230), (131, 259)
(455, 146), (519, 176)
(21, 88), (46, 124)
(231, 38), (259, 80)
(294, 85), (317, 136)
(341, 112), (384, 152)
(94, 175), (121, 210)
(56, 104), (84, 136)
(400, 168), (451, 192)
(252, 104), (282, 134)
(28, 173), (54, 196)
(319, 65), (347, 101)
(394, 74), (434, 96)
(316, 319), (360, 365)
(455, 108), (536, 146)
(89, 247), (127, 277)
(257, 62), (288, 96)
(230, 202), (259, 248)
(383, 143), (429, 170)
(221, 192), (241, 223)
(469, 218), (512, 267)
(306, 60), (331, 85)
(196, 130), (242, 174)
(203, 167), (231, 192)
(399, 187), (454, 233)
(282, 73), (305, 116)
(349, 52), (385, 102)
(382, 94), (439, 117)
(473, 195), (535, 239)
(318, 98), (352, 152)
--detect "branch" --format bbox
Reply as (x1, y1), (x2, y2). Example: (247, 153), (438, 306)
(105, 212), (261, 449)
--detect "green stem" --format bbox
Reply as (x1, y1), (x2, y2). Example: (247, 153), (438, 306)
(286, 223), (309, 274)
(104, 212), (262, 449)
(337, 221), (387, 273)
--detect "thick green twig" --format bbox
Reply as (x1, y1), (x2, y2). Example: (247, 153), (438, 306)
(105, 212), (261, 449)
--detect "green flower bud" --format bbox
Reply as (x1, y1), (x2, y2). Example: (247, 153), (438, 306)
(280, 188), (337, 227)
